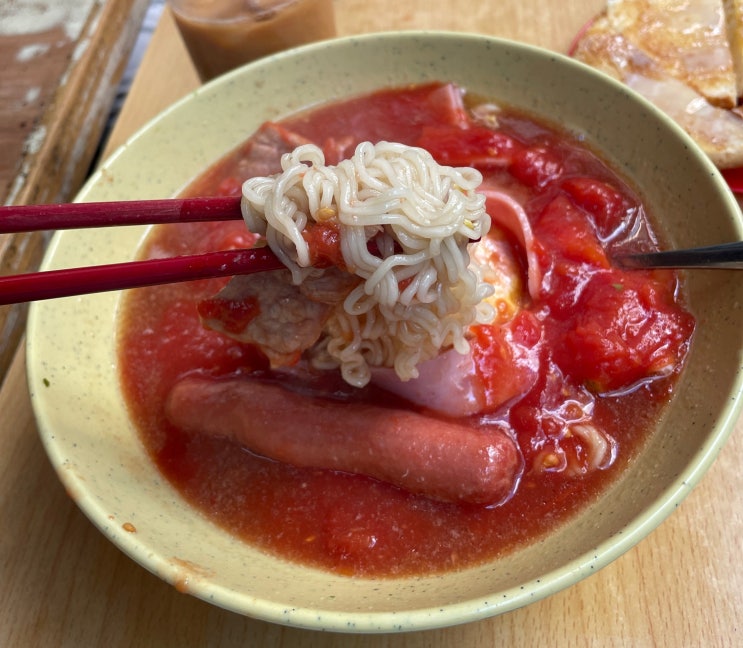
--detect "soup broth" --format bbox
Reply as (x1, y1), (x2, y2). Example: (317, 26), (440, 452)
(118, 83), (694, 577)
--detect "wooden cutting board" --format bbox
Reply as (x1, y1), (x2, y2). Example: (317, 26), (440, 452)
(0, 0), (149, 385)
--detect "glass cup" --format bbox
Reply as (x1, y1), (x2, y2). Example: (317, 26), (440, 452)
(169, 0), (337, 81)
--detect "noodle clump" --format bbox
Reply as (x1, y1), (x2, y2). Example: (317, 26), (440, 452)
(241, 141), (494, 387)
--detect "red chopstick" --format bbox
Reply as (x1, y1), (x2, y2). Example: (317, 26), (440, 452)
(0, 247), (284, 305)
(0, 196), (243, 232)
(0, 196), (270, 305)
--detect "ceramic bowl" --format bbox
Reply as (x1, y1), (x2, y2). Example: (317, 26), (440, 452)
(26, 31), (743, 632)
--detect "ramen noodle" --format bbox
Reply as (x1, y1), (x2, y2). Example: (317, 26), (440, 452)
(240, 141), (494, 386)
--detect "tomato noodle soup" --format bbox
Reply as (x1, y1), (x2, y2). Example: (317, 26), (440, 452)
(117, 83), (694, 577)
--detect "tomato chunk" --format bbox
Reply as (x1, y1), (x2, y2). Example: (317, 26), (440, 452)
(283, 82), (470, 147)
(470, 311), (542, 411)
(561, 176), (632, 237)
(418, 125), (520, 167)
(535, 195), (609, 268)
(553, 271), (695, 392)
(303, 221), (345, 268)
(509, 145), (563, 189)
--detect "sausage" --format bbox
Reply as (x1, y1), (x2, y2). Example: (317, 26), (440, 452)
(164, 376), (523, 506)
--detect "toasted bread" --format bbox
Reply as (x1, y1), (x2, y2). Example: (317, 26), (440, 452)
(604, 0), (737, 108)
(724, 0), (743, 92)
(572, 0), (743, 168)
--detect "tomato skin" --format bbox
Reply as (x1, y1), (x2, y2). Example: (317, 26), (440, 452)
(527, 191), (694, 394)
(418, 125), (521, 167)
(561, 176), (632, 237)
(509, 145), (563, 189)
(284, 82), (469, 149)
(470, 311), (542, 411)
(552, 271), (695, 392)
(302, 221), (345, 268)
(535, 195), (609, 268)
(530, 195), (609, 317)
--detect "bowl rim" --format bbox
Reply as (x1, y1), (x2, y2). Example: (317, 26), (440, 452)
(26, 29), (743, 633)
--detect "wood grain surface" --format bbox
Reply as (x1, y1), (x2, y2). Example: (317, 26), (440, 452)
(1, 2), (741, 647)
(0, 0), (149, 389)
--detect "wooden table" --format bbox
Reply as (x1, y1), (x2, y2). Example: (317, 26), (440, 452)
(2, 2), (741, 646)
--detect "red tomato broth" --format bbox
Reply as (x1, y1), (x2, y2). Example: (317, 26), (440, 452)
(117, 83), (694, 577)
